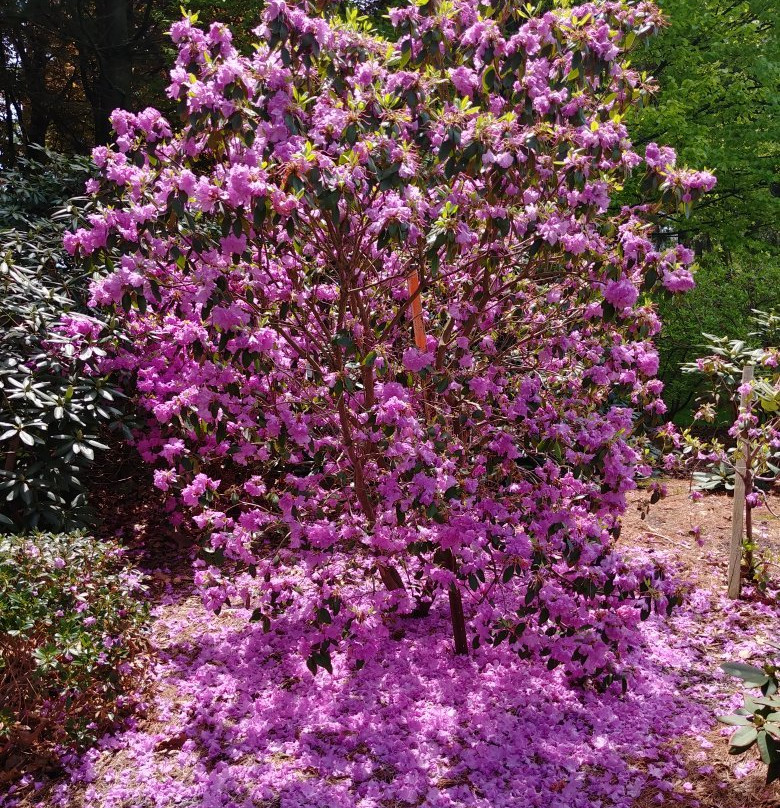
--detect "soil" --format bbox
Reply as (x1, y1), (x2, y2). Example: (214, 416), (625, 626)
(622, 480), (780, 593)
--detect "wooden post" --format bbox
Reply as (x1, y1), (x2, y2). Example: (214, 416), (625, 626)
(728, 364), (754, 599)
(407, 270), (427, 351)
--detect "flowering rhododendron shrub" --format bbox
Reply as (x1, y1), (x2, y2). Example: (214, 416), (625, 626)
(66, 0), (715, 684)
(680, 315), (780, 497)
(675, 314), (780, 588)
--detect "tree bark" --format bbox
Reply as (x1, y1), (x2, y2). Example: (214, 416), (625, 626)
(336, 395), (404, 592)
(728, 364), (753, 598)
(90, 0), (131, 145)
(442, 549), (468, 655)
(11, 27), (51, 152)
(1, 90), (15, 165)
(744, 459), (754, 578)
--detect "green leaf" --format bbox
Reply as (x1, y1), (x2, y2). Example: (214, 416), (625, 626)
(314, 651), (332, 674)
(717, 713), (751, 726)
(334, 331), (354, 350)
(756, 729), (774, 765)
(763, 679), (779, 696)
(721, 662), (770, 686)
(730, 726), (758, 749)
(438, 139), (454, 161)
(481, 65), (497, 93)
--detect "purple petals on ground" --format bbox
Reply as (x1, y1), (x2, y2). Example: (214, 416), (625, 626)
(13, 556), (776, 808)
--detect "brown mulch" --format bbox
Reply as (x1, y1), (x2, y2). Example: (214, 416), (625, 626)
(623, 479), (780, 593)
(626, 481), (780, 808)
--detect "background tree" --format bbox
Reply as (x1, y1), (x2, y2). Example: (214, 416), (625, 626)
(626, 0), (780, 418)
(0, 0), (176, 160)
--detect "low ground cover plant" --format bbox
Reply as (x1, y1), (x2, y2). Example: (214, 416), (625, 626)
(719, 658), (780, 784)
(0, 531), (149, 783)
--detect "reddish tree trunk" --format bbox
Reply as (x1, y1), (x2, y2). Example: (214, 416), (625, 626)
(442, 549), (468, 655)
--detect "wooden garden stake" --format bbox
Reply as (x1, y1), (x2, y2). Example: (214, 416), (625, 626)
(407, 270), (427, 351)
(728, 363), (754, 599)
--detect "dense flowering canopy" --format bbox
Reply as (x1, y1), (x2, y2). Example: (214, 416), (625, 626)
(66, 0), (715, 683)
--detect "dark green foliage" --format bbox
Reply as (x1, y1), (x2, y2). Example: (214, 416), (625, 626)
(627, 0), (780, 416)
(630, 0), (779, 254)
(719, 660), (780, 784)
(0, 531), (149, 780)
(0, 149), (131, 530)
(657, 255), (780, 420)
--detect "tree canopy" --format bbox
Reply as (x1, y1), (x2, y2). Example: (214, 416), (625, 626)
(629, 0), (779, 255)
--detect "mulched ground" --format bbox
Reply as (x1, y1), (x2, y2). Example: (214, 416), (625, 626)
(4, 478), (780, 808)
(622, 480), (780, 808)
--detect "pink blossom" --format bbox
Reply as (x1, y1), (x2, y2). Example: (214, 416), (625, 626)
(604, 278), (639, 310)
(402, 348), (434, 372)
